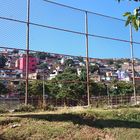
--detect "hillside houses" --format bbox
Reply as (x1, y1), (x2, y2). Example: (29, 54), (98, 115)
(1, 49), (140, 93)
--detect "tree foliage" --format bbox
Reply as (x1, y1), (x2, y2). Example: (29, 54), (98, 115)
(37, 63), (48, 69)
(117, 0), (140, 30)
(0, 82), (8, 95)
(109, 81), (133, 95)
(114, 63), (122, 69)
(123, 9), (140, 31)
(19, 81), (49, 97)
(29, 81), (49, 96)
(17, 82), (26, 95)
(0, 55), (7, 68)
(64, 67), (77, 74)
(80, 67), (87, 81)
(79, 65), (100, 81)
(64, 59), (75, 67)
(52, 68), (86, 103)
(12, 49), (19, 54)
(90, 65), (100, 74)
(108, 59), (114, 65)
(36, 52), (50, 60)
(118, 0), (140, 2)
(77, 56), (84, 62)
(47, 79), (60, 98)
(90, 82), (107, 96)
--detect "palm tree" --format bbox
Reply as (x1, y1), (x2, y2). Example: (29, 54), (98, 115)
(117, 0), (140, 30)
(123, 8), (140, 31)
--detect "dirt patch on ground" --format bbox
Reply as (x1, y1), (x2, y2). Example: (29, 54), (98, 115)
(74, 126), (114, 140)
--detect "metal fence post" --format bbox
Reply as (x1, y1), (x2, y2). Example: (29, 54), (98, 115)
(129, 23), (137, 105)
(85, 11), (90, 106)
(25, 0), (30, 105)
(43, 71), (46, 107)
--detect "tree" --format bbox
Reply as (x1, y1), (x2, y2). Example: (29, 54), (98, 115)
(79, 67), (87, 81)
(47, 79), (60, 98)
(29, 81), (49, 96)
(109, 81), (133, 95)
(118, 0), (140, 31)
(52, 69), (86, 105)
(108, 59), (114, 65)
(0, 55), (7, 68)
(16, 81), (49, 97)
(77, 56), (84, 62)
(64, 59), (75, 67)
(90, 65), (100, 73)
(118, 0), (140, 2)
(64, 67), (77, 74)
(12, 49), (19, 54)
(37, 63), (48, 69)
(79, 65), (100, 81)
(114, 63), (122, 69)
(0, 81), (8, 95)
(17, 82), (26, 96)
(90, 82), (107, 96)
(36, 52), (50, 60)
(117, 81), (133, 95)
(123, 10), (140, 31)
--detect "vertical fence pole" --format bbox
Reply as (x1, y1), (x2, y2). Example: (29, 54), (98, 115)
(129, 23), (137, 105)
(85, 11), (90, 106)
(43, 71), (46, 107)
(25, 0), (30, 105)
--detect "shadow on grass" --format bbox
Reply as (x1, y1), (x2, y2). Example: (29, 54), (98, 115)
(11, 113), (140, 129)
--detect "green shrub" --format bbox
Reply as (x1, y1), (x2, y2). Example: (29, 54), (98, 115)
(0, 107), (9, 113)
(0, 118), (20, 126)
(14, 104), (35, 112)
(43, 104), (57, 111)
(111, 109), (140, 121)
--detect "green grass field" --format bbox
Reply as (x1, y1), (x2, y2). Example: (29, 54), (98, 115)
(0, 107), (140, 140)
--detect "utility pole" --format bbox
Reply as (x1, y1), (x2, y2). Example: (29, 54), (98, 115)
(85, 11), (90, 106)
(25, 0), (30, 105)
(129, 23), (137, 105)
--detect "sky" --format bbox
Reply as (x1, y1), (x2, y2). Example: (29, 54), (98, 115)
(0, 0), (140, 58)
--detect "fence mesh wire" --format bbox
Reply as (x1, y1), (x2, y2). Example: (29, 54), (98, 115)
(0, 0), (140, 109)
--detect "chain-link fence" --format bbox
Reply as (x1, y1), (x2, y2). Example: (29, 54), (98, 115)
(0, 0), (140, 110)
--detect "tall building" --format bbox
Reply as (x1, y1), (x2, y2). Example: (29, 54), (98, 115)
(17, 55), (37, 73)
